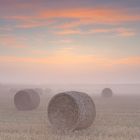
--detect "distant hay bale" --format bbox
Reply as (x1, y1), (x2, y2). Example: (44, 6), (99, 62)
(14, 89), (40, 111)
(9, 88), (18, 94)
(34, 88), (44, 95)
(44, 88), (53, 100)
(48, 91), (96, 131)
(101, 88), (113, 98)
(45, 88), (52, 94)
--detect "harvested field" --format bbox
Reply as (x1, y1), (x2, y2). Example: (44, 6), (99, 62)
(0, 91), (140, 140)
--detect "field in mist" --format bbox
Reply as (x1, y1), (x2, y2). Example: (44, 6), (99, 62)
(0, 84), (140, 140)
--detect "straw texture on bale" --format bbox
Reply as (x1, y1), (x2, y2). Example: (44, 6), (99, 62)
(48, 91), (96, 131)
(14, 89), (40, 111)
(101, 88), (113, 97)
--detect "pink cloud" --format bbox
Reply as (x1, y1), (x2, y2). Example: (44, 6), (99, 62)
(0, 35), (27, 48)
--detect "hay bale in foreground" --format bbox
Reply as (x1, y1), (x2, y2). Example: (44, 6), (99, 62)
(101, 88), (113, 98)
(14, 89), (40, 111)
(48, 91), (96, 131)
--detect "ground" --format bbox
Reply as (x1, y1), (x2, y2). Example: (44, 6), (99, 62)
(0, 93), (140, 140)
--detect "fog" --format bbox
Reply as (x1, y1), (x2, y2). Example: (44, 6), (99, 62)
(0, 83), (140, 96)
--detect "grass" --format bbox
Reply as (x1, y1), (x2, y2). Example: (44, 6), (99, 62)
(0, 94), (140, 140)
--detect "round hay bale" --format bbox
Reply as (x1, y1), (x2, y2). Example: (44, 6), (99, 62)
(9, 88), (18, 94)
(14, 89), (40, 111)
(48, 91), (96, 131)
(101, 88), (113, 98)
(45, 88), (52, 94)
(34, 88), (44, 95)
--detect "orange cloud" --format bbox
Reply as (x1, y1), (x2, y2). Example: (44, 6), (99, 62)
(89, 27), (136, 37)
(45, 8), (140, 28)
(116, 56), (140, 65)
(0, 54), (140, 67)
(54, 29), (82, 35)
(3, 7), (140, 29)
(49, 39), (73, 44)
(0, 53), (87, 63)
(40, 8), (140, 22)
(54, 27), (136, 37)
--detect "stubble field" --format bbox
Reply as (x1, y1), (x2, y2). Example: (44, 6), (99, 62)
(0, 92), (140, 140)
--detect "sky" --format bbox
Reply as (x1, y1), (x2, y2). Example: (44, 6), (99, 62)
(0, 0), (140, 84)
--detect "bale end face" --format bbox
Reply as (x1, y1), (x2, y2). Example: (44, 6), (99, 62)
(48, 91), (96, 131)
(101, 88), (113, 98)
(14, 89), (40, 111)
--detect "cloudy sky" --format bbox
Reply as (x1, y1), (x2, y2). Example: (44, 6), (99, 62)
(0, 0), (140, 84)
